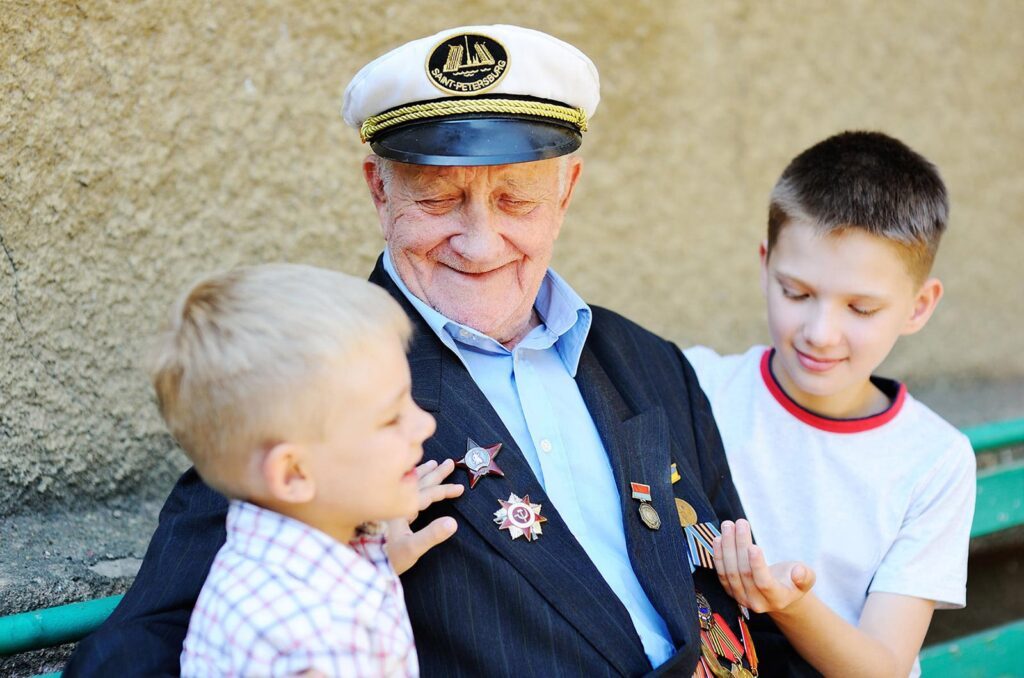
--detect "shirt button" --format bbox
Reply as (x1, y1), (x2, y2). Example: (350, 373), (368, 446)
(539, 439), (553, 453)
(459, 329), (471, 339)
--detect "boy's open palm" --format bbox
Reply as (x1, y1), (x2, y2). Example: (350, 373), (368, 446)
(385, 458), (464, 575)
(713, 519), (816, 613)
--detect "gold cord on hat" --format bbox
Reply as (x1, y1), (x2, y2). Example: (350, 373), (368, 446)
(360, 98), (588, 143)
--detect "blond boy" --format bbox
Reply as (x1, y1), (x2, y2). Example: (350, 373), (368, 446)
(151, 263), (462, 677)
(685, 131), (976, 677)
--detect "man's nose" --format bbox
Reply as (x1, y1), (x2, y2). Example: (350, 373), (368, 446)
(449, 196), (504, 263)
(802, 304), (842, 347)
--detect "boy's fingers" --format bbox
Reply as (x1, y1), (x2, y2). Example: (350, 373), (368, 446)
(735, 519), (754, 551)
(735, 521), (765, 603)
(748, 545), (776, 591)
(733, 544), (767, 612)
(384, 516), (413, 538)
(734, 520), (755, 579)
(713, 536), (726, 570)
(719, 522), (749, 605)
(415, 459), (440, 479)
(712, 537), (737, 597)
(791, 563), (816, 592)
(417, 483), (465, 511)
(390, 516), (458, 575)
(418, 458), (455, 486)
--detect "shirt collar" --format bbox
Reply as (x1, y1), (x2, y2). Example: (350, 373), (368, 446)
(226, 500), (389, 596)
(383, 248), (592, 375)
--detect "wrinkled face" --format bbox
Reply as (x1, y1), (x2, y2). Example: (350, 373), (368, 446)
(365, 156), (581, 346)
(761, 219), (940, 418)
(306, 335), (436, 532)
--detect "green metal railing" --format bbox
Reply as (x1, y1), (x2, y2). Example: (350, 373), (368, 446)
(965, 418), (1024, 538)
(961, 418), (1024, 452)
(0, 595), (122, 656)
(921, 618), (1024, 677)
(1, 418), (1022, 671)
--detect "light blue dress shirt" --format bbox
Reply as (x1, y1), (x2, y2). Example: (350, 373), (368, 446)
(383, 251), (674, 666)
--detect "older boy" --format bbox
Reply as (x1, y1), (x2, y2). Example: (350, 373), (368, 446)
(685, 131), (976, 677)
(151, 263), (460, 677)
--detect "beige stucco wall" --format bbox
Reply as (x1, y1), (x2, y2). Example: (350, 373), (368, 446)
(2, 0), (1022, 515)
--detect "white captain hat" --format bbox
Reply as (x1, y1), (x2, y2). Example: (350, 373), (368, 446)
(342, 24), (600, 166)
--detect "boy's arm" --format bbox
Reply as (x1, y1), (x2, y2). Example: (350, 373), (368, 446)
(715, 519), (934, 677)
(772, 588), (934, 677)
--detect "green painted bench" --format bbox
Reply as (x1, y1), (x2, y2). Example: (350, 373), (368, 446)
(918, 417), (1024, 677)
(3, 418), (1023, 675)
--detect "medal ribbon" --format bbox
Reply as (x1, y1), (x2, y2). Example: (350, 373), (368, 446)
(695, 591), (751, 676)
(630, 482), (652, 501)
(685, 521), (721, 569)
(739, 616), (759, 675)
(711, 612), (744, 661)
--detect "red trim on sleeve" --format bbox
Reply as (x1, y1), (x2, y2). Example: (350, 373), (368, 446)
(759, 349), (906, 433)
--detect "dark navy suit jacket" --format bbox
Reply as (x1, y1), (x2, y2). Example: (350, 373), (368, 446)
(66, 257), (815, 677)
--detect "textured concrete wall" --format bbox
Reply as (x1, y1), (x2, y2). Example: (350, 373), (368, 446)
(2, 0), (1022, 515)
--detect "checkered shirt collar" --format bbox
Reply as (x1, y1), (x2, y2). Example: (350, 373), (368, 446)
(225, 500), (392, 599)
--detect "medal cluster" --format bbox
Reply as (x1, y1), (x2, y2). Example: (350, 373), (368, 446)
(456, 443), (760, 676)
(692, 593), (758, 678)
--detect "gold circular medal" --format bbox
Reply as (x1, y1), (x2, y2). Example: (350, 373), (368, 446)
(676, 498), (698, 527)
(700, 645), (733, 678)
(731, 665), (755, 678)
(638, 502), (661, 530)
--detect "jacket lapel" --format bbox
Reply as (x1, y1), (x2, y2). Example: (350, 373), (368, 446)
(369, 258), (651, 675)
(575, 345), (700, 653)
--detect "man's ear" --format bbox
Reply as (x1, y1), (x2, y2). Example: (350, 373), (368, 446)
(549, 156), (583, 241)
(261, 442), (316, 504)
(558, 155), (583, 212)
(363, 155), (397, 241)
(759, 240), (770, 296)
(901, 277), (944, 336)
(363, 155), (390, 227)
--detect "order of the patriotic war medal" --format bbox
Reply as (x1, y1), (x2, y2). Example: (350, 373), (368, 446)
(494, 493), (547, 541)
(455, 438), (504, 488)
(426, 33), (509, 95)
(630, 482), (661, 530)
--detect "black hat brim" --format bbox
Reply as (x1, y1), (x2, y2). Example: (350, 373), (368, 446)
(369, 116), (581, 166)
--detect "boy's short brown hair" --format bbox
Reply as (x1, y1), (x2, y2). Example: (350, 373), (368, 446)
(149, 263), (411, 495)
(767, 131), (949, 283)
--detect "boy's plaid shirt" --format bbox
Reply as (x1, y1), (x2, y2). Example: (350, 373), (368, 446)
(181, 500), (417, 677)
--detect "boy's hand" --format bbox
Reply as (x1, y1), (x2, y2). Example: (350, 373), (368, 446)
(712, 519), (816, 613)
(385, 458), (465, 575)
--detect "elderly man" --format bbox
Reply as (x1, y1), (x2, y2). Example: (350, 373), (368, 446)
(67, 25), (812, 677)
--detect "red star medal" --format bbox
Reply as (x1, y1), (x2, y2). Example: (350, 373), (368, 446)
(455, 438), (504, 488)
(494, 493), (547, 541)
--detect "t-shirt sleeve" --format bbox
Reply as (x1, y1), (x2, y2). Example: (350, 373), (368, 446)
(868, 433), (977, 608)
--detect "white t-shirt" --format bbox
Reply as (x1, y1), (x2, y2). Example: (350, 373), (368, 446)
(685, 346), (976, 676)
